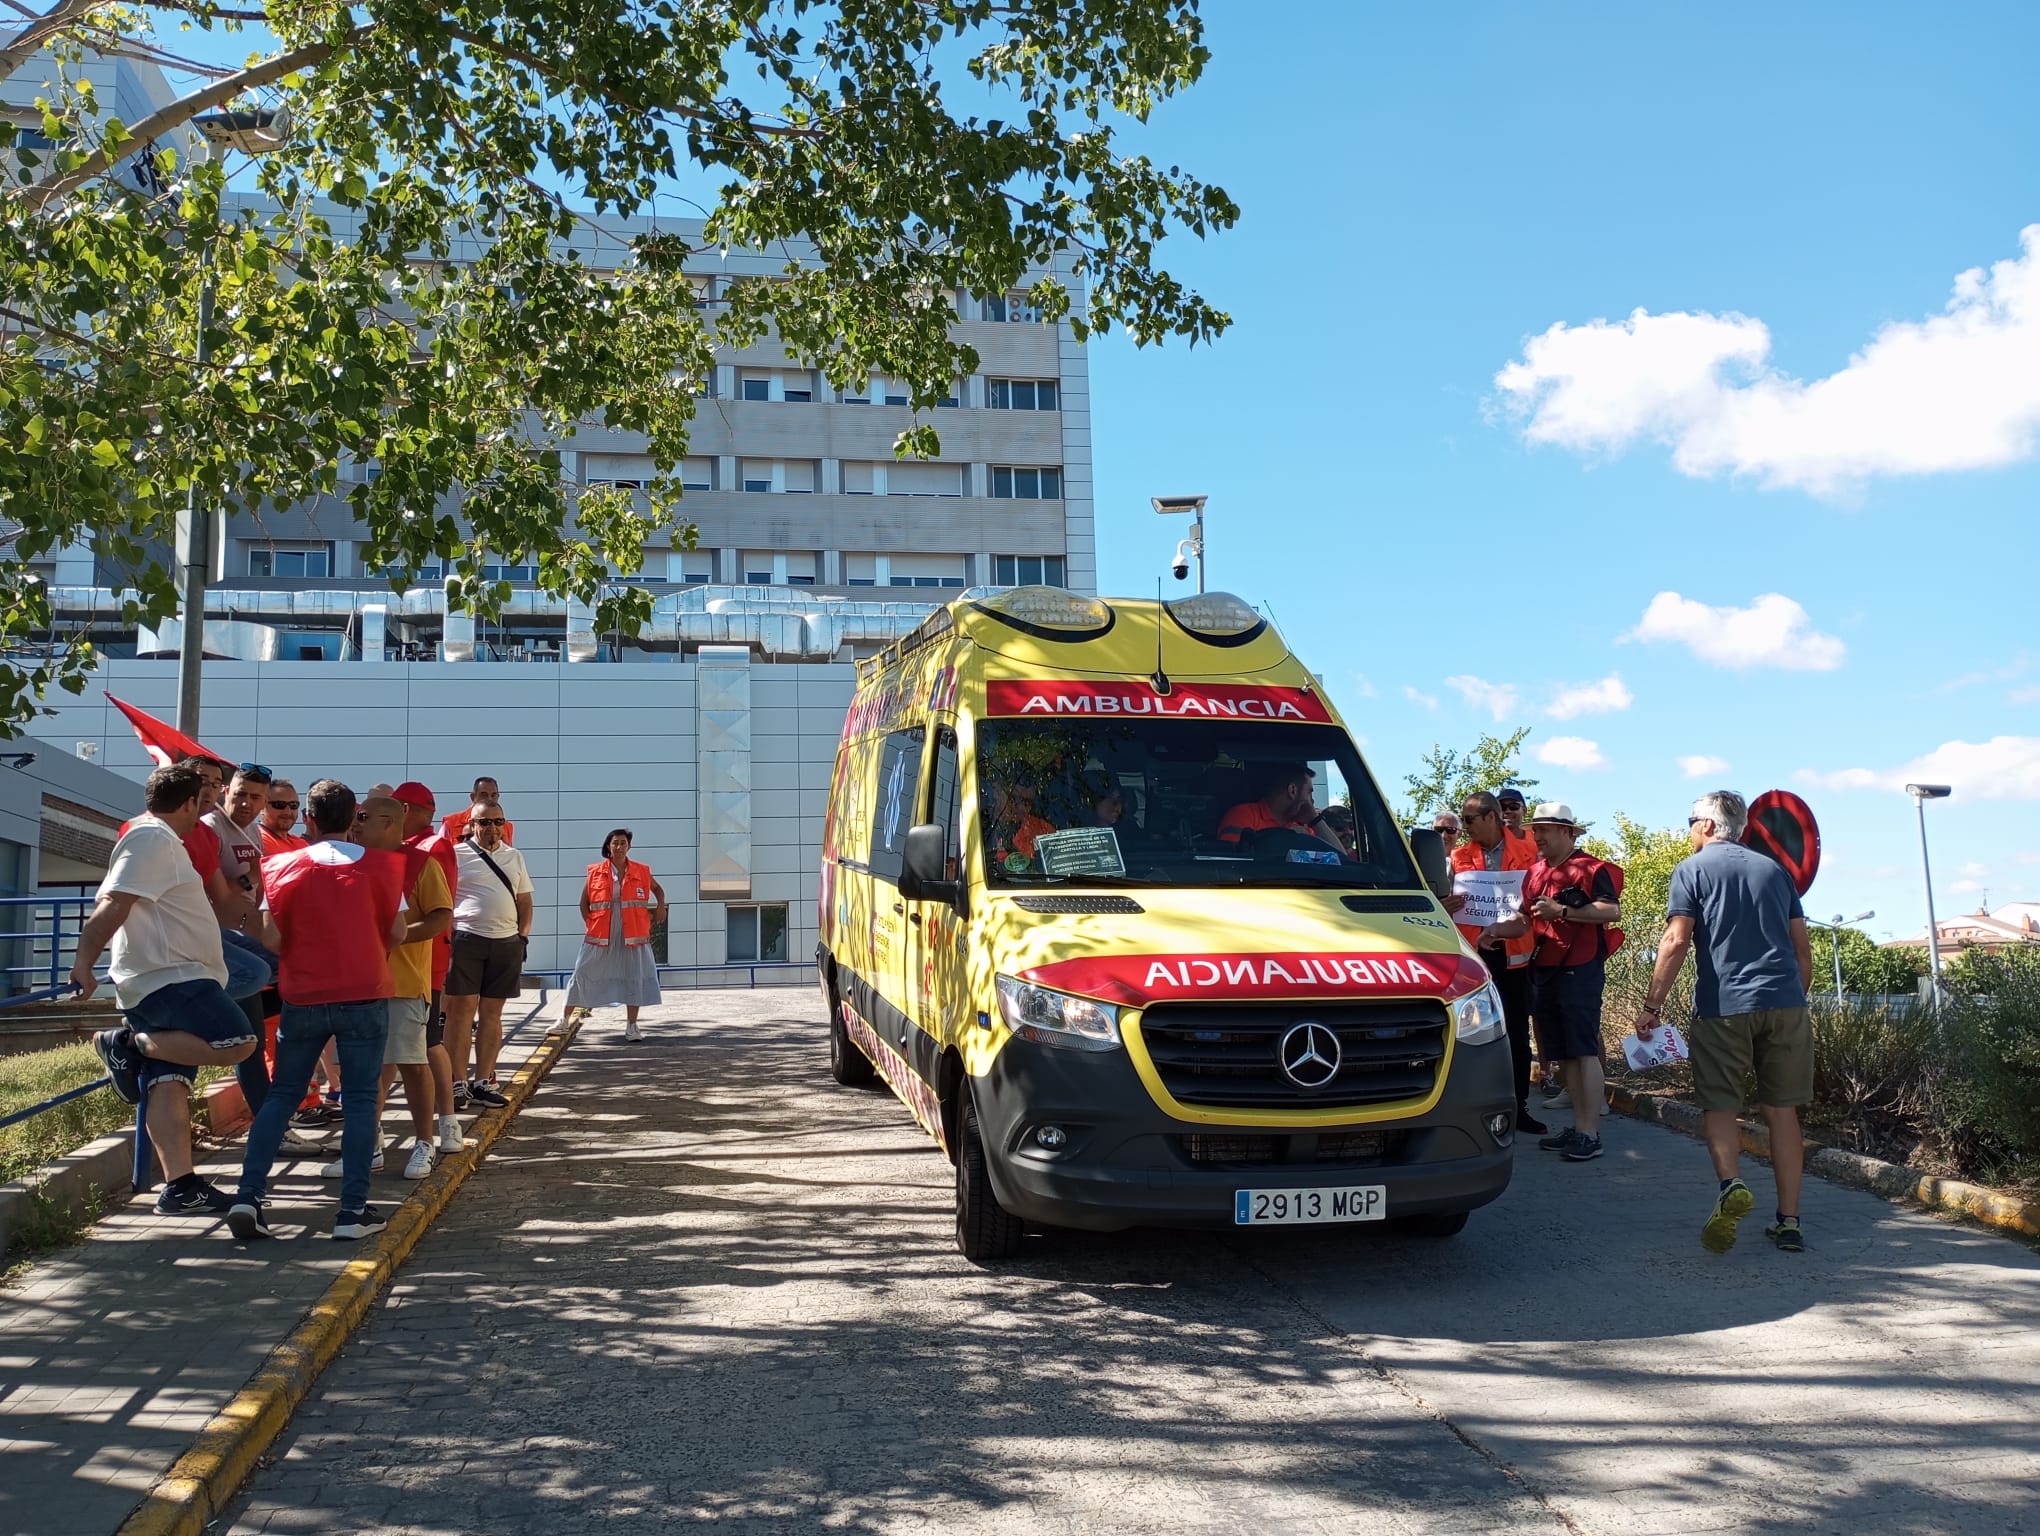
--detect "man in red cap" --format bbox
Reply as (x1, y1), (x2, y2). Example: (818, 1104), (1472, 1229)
(393, 781), (468, 1149)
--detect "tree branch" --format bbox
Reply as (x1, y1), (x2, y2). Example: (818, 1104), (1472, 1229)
(22, 31), (359, 208)
(0, 0), (100, 84)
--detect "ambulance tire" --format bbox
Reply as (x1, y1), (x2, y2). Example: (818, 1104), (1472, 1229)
(1390, 1210), (1469, 1238)
(825, 973), (876, 1087)
(955, 1094), (1025, 1263)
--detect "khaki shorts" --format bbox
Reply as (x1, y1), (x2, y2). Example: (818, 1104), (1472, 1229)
(1688, 1006), (1813, 1111)
(383, 995), (431, 1066)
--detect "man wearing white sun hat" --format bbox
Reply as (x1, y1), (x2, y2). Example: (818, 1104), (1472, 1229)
(1479, 802), (1626, 1164)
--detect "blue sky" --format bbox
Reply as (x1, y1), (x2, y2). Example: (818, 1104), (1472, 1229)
(1085, 3), (2040, 939)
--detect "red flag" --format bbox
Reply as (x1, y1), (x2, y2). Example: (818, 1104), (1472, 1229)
(105, 694), (222, 768)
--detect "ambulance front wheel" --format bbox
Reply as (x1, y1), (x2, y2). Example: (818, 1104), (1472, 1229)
(823, 970), (875, 1087)
(955, 1094), (1025, 1263)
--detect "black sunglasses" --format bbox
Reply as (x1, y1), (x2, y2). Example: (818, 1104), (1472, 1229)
(1688, 816), (1707, 826)
(474, 817), (507, 826)
(269, 798), (300, 810)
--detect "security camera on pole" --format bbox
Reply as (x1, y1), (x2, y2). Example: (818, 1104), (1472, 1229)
(1152, 494), (1208, 592)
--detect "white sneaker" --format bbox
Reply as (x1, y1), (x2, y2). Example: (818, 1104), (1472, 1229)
(436, 1118), (468, 1154)
(624, 1019), (642, 1042)
(1542, 1087), (1572, 1110)
(320, 1147), (385, 1177)
(403, 1140), (435, 1180)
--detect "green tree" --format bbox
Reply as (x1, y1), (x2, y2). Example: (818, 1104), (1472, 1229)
(1580, 814), (1688, 943)
(1810, 928), (1930, 996)
(1400, 728), (1537, 827)
(0, 0), (1236, 732)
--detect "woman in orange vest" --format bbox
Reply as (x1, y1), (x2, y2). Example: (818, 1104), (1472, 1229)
(564, 829), (668, 1041)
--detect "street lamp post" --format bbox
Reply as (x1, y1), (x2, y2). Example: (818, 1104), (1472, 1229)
(1152, 494), (1209, 592)
(1906, 783), (1952, 998)
(1810, 910), (1875, 997)
(176, 107), (287, 737)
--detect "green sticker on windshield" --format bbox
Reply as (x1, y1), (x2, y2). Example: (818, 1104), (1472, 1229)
(1004, 852), (1032, 874)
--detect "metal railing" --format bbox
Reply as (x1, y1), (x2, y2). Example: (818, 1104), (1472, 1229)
(525, 960), (812, 992)
(0, 896), (98, 1002)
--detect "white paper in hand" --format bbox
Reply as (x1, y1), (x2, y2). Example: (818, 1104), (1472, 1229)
(1621, 1026), (1689, 1072)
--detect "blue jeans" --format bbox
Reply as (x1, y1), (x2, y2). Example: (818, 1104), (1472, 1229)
(220, 929), (278, 1115)
(238, 999), (389, 1216)
(220, 927), (274, 1000)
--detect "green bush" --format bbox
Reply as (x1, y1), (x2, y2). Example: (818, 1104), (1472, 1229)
(1930, 953), (2040, 1184)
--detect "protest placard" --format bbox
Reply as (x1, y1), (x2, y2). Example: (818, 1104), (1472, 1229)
(1450, 869), (1525, 927)
(1621, 1025), (1689, 1072)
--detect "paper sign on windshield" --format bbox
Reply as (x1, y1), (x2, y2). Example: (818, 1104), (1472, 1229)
(1036, 827), (1127, 880)
(1450, 870), (1525, 926)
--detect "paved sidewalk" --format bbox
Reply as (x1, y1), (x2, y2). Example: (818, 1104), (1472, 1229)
(223, 991), (2040, 1536)
(0, 996), (558, 1536)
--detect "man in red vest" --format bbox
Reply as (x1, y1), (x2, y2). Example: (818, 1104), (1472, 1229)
(226, 781), (406, 1243)
(1479, 802), (1624, 1164)
(1445, 790), (1543, 1132)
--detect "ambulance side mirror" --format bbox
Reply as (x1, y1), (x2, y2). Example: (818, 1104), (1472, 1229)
(900, 824), (966, 912)
(1408, 827), (1452, 902)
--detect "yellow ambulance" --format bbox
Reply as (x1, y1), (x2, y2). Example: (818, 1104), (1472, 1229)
(817, 588), (1515, 1260)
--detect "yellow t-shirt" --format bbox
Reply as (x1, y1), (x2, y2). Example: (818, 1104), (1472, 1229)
(389, 858), (452, 1000)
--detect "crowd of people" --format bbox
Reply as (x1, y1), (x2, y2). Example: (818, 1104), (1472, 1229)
(1435, 786), (1817, 1254)
(73, 765), (560, 1240)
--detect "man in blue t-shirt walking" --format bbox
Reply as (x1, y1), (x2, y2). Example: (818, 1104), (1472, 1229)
(1635, 790), (1814, 1254)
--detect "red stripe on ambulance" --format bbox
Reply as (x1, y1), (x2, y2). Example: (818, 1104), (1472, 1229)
(1018, 951), (1487, 1008)
(984, 680), (1333, 723)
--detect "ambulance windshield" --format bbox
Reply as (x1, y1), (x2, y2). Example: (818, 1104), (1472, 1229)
(974, 718), (1418, 890)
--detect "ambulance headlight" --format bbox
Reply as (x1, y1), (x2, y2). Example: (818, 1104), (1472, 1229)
(1451, 977), (1507, 1047)
(995, 974), (1123, 1052)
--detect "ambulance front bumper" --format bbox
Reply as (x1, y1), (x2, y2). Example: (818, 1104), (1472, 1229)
(972, 1033), (1516, 1233)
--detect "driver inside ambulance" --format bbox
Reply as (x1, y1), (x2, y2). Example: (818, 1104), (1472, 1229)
(1218, 762), (1345, 851)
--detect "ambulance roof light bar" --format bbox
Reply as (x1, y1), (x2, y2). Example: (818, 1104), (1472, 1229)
(969, 587), (1116, 642)
(1165, 591), (1266, 646)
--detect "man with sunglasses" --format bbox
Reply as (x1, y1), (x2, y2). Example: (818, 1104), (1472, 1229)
(445, 801), (531, 1108)
(262, 779), (308, 856)
(1444, 790), (1543, 1132)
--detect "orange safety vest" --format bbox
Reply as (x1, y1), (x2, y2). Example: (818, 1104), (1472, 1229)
(585, 859), (655, 946)
(1450, 827), (1540, 966)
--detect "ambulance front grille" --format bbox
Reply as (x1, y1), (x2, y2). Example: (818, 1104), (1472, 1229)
(1139, 1001), (1450, 1109)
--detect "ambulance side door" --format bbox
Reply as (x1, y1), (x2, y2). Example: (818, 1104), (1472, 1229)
(866, 724), (925, 1047)
(904, 724), (968, 1050)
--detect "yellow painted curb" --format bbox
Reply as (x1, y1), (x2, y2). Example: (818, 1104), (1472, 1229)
(1604, 1083), (2040, 1242)
(114, 1012), (582, 1536)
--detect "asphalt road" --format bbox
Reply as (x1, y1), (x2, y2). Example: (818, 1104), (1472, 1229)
(225, 991), (2040, 1536)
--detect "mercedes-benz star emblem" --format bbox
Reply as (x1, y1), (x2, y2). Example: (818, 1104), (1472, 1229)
(1277, 1022), (1341, 1090)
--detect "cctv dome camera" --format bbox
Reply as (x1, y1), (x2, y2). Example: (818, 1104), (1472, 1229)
(1171, 558), (1190, 581)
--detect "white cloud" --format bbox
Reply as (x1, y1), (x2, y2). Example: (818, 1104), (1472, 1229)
(1627, 591), (1845, 671)
(1351, 672), (1379, 699)
(1797, 736), (2040, 800)
(1546, 673), (1633, 720)
(1534, 735), (1607, 770)
(1445, 674), (1520, 721)
(1678, 754), (1731, 779)
(2011, 685), (2040, 704)
(1403, 686), (1439, 711)
(1493, 225), (2040, 496)
(1951, 879), (1986, 896)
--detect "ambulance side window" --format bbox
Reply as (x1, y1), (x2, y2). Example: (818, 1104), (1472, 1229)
(868, 726), (926, 884)
(929, 727), (962, 881)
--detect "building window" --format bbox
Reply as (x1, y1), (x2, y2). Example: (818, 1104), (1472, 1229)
(744, 477), (772, 493)
(783, 384), (813, 403)
(247, 542), (334, 578)
(745, 571), (773, 584)
(482, 560), (537, 581)
(741, 375), (770, 401)
(979, 292), (1043, 323)
(994, 555), (1067, 587)
(666, 551), (714, 584)
(887, 462), (962, 498)
(726, 904), (789, 963)
(987, 379), (1058, 411)
(990, 466), (1063, 500)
